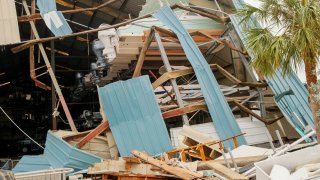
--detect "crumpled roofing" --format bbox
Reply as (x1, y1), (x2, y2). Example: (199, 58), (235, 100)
(154, 6), (247, 148)
(13, 131), (102, 173)
(99, 76), (173, 156)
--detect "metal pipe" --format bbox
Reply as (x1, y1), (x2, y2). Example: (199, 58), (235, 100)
(227, 147), (238, 172)
(154, 31), (189, 125)
(275, 130), (284, 147)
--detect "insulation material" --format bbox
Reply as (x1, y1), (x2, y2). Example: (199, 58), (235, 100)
(99, 75), (172, 156)
(0, 0), (21, 45)
(37, 0), (72, 36)
(231, 0), (313, 136)
(154, 6), (246, 148)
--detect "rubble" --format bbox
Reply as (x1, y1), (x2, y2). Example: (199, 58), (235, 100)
(1, 0), (318, 180)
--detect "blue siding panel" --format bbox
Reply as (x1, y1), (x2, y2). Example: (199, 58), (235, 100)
(153, 6), (247, 148)
(37, 0), (72, 36)
(13, 131), (102, 173)
(99, 76), (173, 156)
(231, 0), (314, 134)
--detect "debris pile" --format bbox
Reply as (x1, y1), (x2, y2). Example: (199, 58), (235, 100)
(1, 0), (318, 180)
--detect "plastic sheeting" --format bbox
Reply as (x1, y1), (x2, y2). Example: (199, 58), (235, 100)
(99, 76), (172, 156)
(231, 0), (313, 136)
(154, 6), (246, 148)
(13, 131), (102, 173)
(37, 0), (72, 36)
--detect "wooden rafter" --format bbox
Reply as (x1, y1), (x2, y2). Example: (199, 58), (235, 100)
(152, 64), (267, 89)
(11, 4), (229, 53)
(18, 0), (118, 22)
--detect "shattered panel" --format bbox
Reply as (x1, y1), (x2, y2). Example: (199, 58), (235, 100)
(99, 76), (172, 156)
(154, 6), (247, 148)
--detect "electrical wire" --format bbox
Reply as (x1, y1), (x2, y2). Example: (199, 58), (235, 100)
(0, 106), (44, 150)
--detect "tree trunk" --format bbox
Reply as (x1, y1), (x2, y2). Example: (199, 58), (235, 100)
(304, 60), (320, 142)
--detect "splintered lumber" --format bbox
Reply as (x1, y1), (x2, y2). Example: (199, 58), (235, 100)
(18, 0), (118, 22)
(11, 4), (227, 53)
(132, 150), (208, 180)
(88, 158), (170, 178)
(132, 29), (155, 77)
(77, 121), (109, 148)
(152, 64), (267, 89)
(198, 162), (248, 180)
(162, 103), (207, 119)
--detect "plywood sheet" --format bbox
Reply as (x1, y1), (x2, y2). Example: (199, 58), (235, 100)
(0, 0), (20, 45)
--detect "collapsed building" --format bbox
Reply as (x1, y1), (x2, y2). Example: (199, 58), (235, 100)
(0, 0), (318, 179)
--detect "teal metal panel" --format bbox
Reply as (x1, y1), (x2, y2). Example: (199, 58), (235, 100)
(13, 131), (102, 173)
(99, 76), (172, 156)
(37, 0), (72, 36)
(231, 0), (314, 135)
(13, 156), (51, 173)
(154, 6), (247, 148)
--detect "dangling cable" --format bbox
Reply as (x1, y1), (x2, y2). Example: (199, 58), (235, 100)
(0, 106), (44, 149)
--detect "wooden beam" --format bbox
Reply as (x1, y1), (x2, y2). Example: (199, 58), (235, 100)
(12, 13), (153, 53)
(132, 29), (155, 77)
(162, 103), (207, 119)
(18, 0), (118, 22)
(77, 121), (109, 148)
(131, 151), (210, 180)
(230, 100), (282, 125)
(11, 4), (223, 53)
(152, 64), (267, 89)
(22, 0), (77, 132)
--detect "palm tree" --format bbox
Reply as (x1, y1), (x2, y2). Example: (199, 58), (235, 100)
(237, 0), (320, 140)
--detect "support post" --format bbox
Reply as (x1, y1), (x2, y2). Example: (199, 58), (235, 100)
(132, 29), (155, 77)
(154, 31), (189, 125)
(22, 0), (77, 132)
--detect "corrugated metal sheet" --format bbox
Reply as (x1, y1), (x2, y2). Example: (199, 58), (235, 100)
(13, 131), (102, 173)
(99, 75), (172, 156)
(0, 0), (21, 45)
(230, 0), (313, 136)
(37, 0), (72, 36)
(154, 6), (247, 148)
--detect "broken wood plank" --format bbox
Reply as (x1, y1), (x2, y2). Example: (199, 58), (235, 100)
(132, 150), (208, 180)
(77, 121), (109, 148)
(162, 103), (207, 119)
(62, 130), (91, 141)
(152, 64), (267, 89)
(18, 0), (118, 22)
(198, 162), (248, 180)
(11, 4), (223, 53)
(132, 29), (155, 77)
